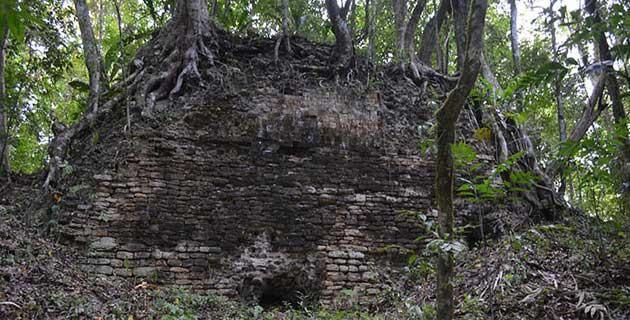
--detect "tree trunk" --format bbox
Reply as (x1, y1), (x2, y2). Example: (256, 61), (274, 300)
(586, 0), (630, 210)
(548, 0), (567, 195)
(357, 0), (370, 43)
(325, 0), (353, 70)
(403, 0), (428, 63)
(367, 0), (375, 62)
(508, 0), (524, 114)
(392, 0), (407, 62)
(508, 0), (521, 75)
(480, 53), (509, 163)
(281, 0), (291, 54)
(437, 25), (451, 74)
(0, 22), (9, 176)
(435, 1), (487, 319)
(546, 73), (607, 179)
(44, 0), (102, 189)
(349, 0), (356, 41)
(418, 0), (450, 65)
(451, 0), (469, 70)
(133, 0), (214, 116)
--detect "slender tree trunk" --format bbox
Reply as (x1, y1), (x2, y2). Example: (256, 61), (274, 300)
(44, 0), (102, 189)
(211, 0), (218, 17)
(404, 0), (428, 62)
(479, 53), (509, 163)
(281, 0), (291, 54)
(451, 0), (469, 70)
(114, 0), (131, 134)
(508, 0), (524, 114)
(367, 0), (377, 65)
(438, 24), (451, 74)
(349, 0), (356, 41)
(418, 0), (450, 65)
(357, 0), (370, 43)
(0, 22), (9, 176)
(435, 1), (487, 319)
(548, 0), (567, 195)
(508, 0), (521, 75)
(547, 73), (607, 178)
(567, 74), (607, 143)
(325, 0), (353, 70)
(586, 0), (630, 209)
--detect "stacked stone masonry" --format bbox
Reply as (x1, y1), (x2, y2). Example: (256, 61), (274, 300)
(62, 92), (433, 305)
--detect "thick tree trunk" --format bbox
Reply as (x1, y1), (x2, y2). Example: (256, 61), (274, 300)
(392, 0), (407, 62)
(586, 0), (630, 209)
(0, 22), (9, 176)
(134, 0), (214, 116)
(418, 0), (450, 65)
(435, 1), (487, 319)
(44, 0), (102, 189)
(325, 0), (353, 70)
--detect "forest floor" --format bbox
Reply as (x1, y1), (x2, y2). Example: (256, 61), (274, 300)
(1, 176), (630, 319)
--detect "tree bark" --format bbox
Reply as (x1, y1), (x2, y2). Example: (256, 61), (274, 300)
(367, 0), (378, 68)
(479, 53), (509, 163)
(325, 0), (353, 70)
(392, 0), (407, 62)
(44, 0), (102, 189)
(0, 22), (9, 176)
(546, 73), (607, 179)
(548, 0), (567, 194)
(435, 1), (487, 319)
(508, 0), (524, 114)
(404, 0), (428, 62)
(134, 0), (214, 116)
(418, 0), (450, 65)
(437, 24), (451, 74)
(451, 0), (469, 70)
(281, 0), (291, 54)
(586, 0), (630, 209)
(508, 0), (521, 75)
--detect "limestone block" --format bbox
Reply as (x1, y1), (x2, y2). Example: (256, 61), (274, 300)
(89, 237), (117, 251)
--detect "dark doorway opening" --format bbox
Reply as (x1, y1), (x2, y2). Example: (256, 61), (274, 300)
(240, 272), (320, 309)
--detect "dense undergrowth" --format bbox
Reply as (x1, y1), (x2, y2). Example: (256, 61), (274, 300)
(2, 179), (629, 319)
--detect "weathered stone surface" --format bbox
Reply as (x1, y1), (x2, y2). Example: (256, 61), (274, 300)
(89, 237), (117, 251)
(94, 265), (113, 275)
(60, 92), (433, 305)
(133, 267), (156, 277)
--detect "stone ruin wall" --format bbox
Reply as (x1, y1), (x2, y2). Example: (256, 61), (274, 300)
(60, 92), (434, 305)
